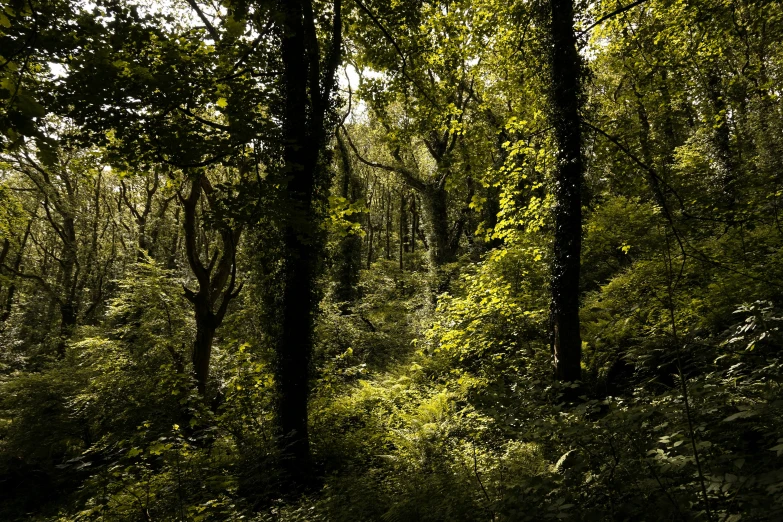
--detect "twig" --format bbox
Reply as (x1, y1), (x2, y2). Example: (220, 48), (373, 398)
(579, 0), (649, 36)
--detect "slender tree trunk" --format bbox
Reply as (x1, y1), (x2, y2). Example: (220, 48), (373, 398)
(168, 207), (181, 269)
(137, 217), (148, 260)
(385, 189), (392, 259)
(57, 217), (79, 357)
(634, 91), (668, 210)
(367, 224), (374, 268)
(58, 301), (77, 357)
(1, 220), (31, 321)
(181, 175), (242, 396)
(399, 193), (408, 270)
(0, 239), (8, 276)
(366, 200), (374, 268)
(411, 196), (417, 253)
(547, 0), (583, 382)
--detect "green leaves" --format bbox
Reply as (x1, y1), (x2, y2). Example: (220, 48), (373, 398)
(328, 195), (367, 237)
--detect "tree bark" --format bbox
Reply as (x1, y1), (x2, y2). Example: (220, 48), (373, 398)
(192, 308), (217, 395)
(180, 174), (242, 396)
(421, 184), (453, 266)
(547, 0), (583, 382)
(420, 183), (456, 293)
(274, 0), (342, 487)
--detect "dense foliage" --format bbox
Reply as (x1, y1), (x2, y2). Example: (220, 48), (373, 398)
(1, 0), (783, 520)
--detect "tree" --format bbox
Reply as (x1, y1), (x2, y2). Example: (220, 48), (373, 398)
(333, 131), (364, 308)
(2, 141), (120, 355)
(180, 172), (242, 396)
(269, 0), (343, 483)
(546, 0), (584, 382)
(345, 0), (495, 290)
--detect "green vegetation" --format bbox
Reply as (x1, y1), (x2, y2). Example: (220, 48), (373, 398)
(1, 0), (782, 520)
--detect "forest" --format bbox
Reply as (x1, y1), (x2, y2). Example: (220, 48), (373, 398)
(1, 0), (782, 520)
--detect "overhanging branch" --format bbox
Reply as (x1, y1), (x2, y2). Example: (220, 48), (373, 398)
(339, 125), (427, 192)
(579, 0), (649, 36)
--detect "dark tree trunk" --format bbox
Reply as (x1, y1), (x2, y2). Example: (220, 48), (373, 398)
(277, 0), (316, 480)
(181, 175), (242, 396)
(193, 309), (216, 395)
(137, 218), (148, 259)
(0, 239), (8, 274)
(148, 195), (174, 260)
(634, 91), (668, 210)
(58, 302), (77, 355)
(547, 0), (583, 382)
(366, 218), (374, 268)
(120, 174), (160, 260)
(421, 184), (454, 267)
(483, 185), (502, 250)
(273, 0), (342, 488)
(168, 206), (181, 270)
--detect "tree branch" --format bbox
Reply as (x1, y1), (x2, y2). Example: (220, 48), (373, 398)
(184, 0), (221, 41)
(340, 125), (427, 192)
(579, 0), (649, 36)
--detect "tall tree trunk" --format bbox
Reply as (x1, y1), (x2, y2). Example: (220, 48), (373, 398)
(366, 217), (374, 268)
(278, 0), (316, 479)
(168, 206), (181, 270)
(547, 0), (583, 382)
(274, 0), (341, 487)
(634, 90), (668, 210)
